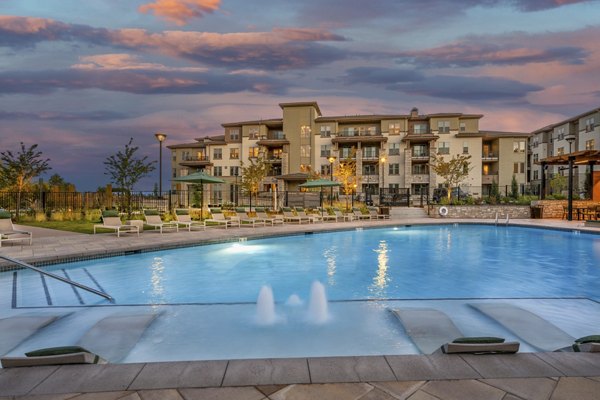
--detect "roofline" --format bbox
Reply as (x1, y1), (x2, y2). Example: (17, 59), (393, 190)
(221, 118), (283, 128)
(278, 101), (322, 116)
(480, 130), (532, 138)
(531, 106), (600, 134)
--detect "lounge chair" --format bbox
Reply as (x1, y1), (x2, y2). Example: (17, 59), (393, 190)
(294, 207), (322, 223)
(368, 206), (389, 220)
(0, 209), (32, 247)
(352, 207), (371, 220)
(319, 208), (338, 222)
(332, 207), (353, 221)
(93, 210), (139, 237)
(174, 209), (205, 231)
(143, 209), (179, 234)
(282, 207), (310, 224)
(205, 208), (240, 229)
(1, 346), (107, 368)
(234, 208), (266, 228)
(390, 308), (519, 355)
(255, 207), (284, 225)
(469, 303), (574, 352)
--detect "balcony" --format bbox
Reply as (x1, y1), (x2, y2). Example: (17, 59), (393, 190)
(332, 129), (386, 144)
(411, 152), (429, 162)
(257, 131), (288, 146)
(264, 156), (282, 164)
(402, 132), (437, 143)
(179, 155), (212, 167)
(482, 174), (499, 184)
(482, 153), (499, 162)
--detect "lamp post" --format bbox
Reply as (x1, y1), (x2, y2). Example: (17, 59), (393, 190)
(565, 133), (576, 221)
(380, 155), (386, 190)
(328, 156), (336, 206)
(155, 132), (167, 196)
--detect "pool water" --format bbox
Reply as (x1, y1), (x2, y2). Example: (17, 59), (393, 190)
(1, 225), (600, 362)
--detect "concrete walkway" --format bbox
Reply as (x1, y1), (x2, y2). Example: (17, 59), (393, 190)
(1, 216), (600, 399)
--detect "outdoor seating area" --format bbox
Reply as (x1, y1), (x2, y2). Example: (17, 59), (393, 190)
(93, 210), (139, 237)
(0, 209), (32, 247)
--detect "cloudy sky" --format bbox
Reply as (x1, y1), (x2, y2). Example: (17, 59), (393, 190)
(1, 0), (599, 190)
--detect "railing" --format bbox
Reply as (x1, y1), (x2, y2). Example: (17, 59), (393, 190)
(261, 131), (286, 140)
(0, 255), (114, 302)
(337, 129), (381, 137)
(182, 155), (209, 162)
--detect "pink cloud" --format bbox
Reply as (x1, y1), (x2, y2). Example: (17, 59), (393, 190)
(138, 0), (221, 25)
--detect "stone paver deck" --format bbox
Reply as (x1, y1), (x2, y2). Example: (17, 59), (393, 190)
(1, 216), (600, 399)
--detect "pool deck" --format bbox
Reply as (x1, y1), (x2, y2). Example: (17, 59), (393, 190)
(1, 216), (600, 399)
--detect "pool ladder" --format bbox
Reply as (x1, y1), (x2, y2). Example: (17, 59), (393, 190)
(0, 255), (114, 302)
(494, 213), (510, 226)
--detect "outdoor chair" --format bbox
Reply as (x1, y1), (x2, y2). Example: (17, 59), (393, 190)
(205, 208), (240, 229)
(255, 207), (284, 225)
(352, 207), (371, 220)
(234, 208), (266, 228)
(282, 207), (310, 224)
(294, 207), (322, 223)
(94, 210), (139, 237)
(0, 209), (32, 247)
(332, 207), (353, 221)
(143, 210), (179, 234)
(368, 206), (389, 220)
(174, 209), (205, 231)
(318, 207), (338, 222)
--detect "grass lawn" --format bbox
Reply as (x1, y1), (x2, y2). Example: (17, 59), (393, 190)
(19, 220), (99, 234)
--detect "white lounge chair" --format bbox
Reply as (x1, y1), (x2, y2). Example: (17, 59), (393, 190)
(0, 210), (32, 247)
(93, 211), (139, 237)
(174, 209), (205, 231)
(143, 210), (179, 234)
(234, 208), (266, 228)
(332, 207), (353, 222)
(282, 207), (310, 224)
(368, 206), (389, 220)
(352, 207), (371, 220)
(205, 209), (240, 229)
(255, 208), (284, 225)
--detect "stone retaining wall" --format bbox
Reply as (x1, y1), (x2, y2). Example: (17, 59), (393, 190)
(531, 200), (600, 219)
(428, 205), (531, 219)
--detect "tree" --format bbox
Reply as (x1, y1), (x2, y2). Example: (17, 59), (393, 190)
(0, 143), (51, 221)
(429, 154), (472, 201)
(240, 157), (270, 210)
(334, 152), (360, 210)
(104, 138), (156, 216)
(549, 173), (567, 196)
(510, 175), (519, 199)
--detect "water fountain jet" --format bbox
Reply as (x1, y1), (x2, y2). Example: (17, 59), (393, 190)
(256, 285), (276, 325)
(307, 281), (329, 324)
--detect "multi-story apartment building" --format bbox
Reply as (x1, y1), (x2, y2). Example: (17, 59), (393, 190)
(168, 101), (529, 203)
(529, 107), (600, 198)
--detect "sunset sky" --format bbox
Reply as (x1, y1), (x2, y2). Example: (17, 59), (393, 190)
(1, 0), (599, 190)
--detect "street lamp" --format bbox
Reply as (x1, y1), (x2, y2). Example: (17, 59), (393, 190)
(328, 156), (336, 206)
(380, 155), (386, 190)
(155, 132), (167, 195)
(565, 133), (576, 221)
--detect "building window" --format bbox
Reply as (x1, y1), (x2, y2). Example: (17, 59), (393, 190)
(463, 141), (469, 154)
(585, 117), (595, 132)
(300, 144), (311, 157)
(172, 153), (177, 161)
(389, 163), (400, 175)
(230, 148), (239, 159)
(321, 164), (331, 175)
(389, 122), (401, 135)
(412, 164), (428, 175)
(533, 170), (539, 180)
(320, 145), (331, 158)
(513, 140), (526, 153)
(367, 126), (378, 136)
(229, 129), (240, 141)
(412, 144), (428, 157)
(213, 148), (222, 160)
(586, 139), (595, 150)
(414, 123), (428, 134)
(438, 142), (450, 155)
(389, 142), (400, 155)
(362, 164), (377, 175)
(556, 127), (565, 140)
(248, 147), (259, 158)
(272, 148), (282, 159)
(459, 122), (466, 132)
(230, 166), (240, 176)
(172, 168), (177, 178)
(301, 125), (311, 138)
(438, 121), (450, 133)
(248, 128), (259, 140)
(340, 147), (354, 159)
(513, 163), (524, 174)
(363, 146), (378, 159)
(320, 126), (331, 137)
(214, 166), (222, 176)
(557, 147), (564, 156)
(533, 154), (539, 163)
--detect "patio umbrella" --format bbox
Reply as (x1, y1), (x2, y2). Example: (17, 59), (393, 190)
(298, 179), (341, 216)
(173, 171), (225, 219)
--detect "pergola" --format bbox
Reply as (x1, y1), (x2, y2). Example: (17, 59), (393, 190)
(538, 149), (600, 220)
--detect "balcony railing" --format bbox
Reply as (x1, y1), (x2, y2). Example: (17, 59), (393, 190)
(182, 155), (209, 162)
(337, 129), (381, 137)
(261, 131), (286, 140)
(482, 153), (499, 161)
(411, 152), (429, 158)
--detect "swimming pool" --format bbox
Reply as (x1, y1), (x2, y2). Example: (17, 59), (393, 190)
(2, 224), (600, 362)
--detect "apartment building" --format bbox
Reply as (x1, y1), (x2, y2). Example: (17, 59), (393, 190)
(168, 101), (529, 202)
(529, 107), (600, 198)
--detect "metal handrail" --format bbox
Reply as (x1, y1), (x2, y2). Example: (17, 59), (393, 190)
(0, 255), (114, 302)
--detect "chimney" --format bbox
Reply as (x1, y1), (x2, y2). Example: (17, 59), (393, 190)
(410, 107), (419, 118)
